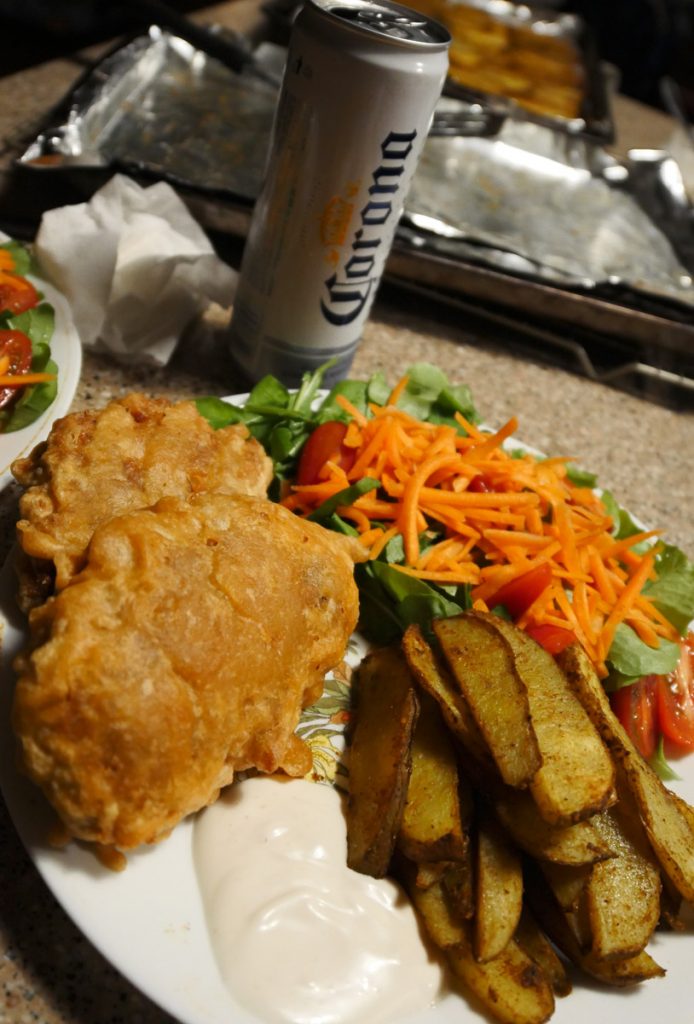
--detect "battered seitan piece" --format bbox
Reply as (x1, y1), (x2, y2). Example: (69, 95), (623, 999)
(11, 393), (272, 611)
(13, 492), (362, 851)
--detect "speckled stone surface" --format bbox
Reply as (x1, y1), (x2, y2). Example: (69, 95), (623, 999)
(0, 6), (693, 1024)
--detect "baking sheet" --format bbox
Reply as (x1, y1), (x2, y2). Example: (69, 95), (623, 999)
(435, 0), (614, 143)
(22, 27), (280, 202)
(405, 116), (694, 309)
(17, 21), (694, 400)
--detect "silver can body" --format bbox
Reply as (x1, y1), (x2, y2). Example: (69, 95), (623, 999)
(228, 0), (450, 386)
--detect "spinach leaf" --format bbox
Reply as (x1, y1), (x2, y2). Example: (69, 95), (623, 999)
(1, 358), (58, 433)
(643, 543), (694, 636)
(7, 302), (54, 352)
(369, 560), (463, 630)
(307, 478), (379, 523)
(194, 396), (245, 430)
(566, 464), (598, 488)
(650, 736), (681, 782)
(600, 489), (647, 542)
(0, 240), (35, 277)
(607, 622), (681, 679)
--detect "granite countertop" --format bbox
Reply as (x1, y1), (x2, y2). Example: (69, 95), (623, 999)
(0, 4), (693, 1023)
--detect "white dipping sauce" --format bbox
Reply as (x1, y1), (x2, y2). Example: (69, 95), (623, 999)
(193, 776), (442, 1024)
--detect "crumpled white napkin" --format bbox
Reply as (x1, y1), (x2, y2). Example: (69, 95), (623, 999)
(34, 174), (237, 365)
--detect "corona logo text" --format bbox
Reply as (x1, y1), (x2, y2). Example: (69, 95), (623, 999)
(320, 130), (417, 326)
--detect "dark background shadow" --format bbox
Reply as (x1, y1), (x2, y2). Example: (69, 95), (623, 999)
(0, 0), (692, 119)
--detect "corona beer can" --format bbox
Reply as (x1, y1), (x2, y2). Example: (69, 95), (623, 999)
(228, 0), (450, 386)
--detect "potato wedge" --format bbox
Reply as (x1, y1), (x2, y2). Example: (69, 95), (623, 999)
(475, 813), (524, 962)
(586, 807), (661, 960)
(578, 948), (665, 986)
(540, 862), (592, 913)
(399, 861), (469, 950)
(398, 690), (470, 863)
(480, 613), (614, 825)
(660, 870), (686, 931)
(525, 862), (665, 986)
(493, 789), (614, 866)
(559, 642), (694, 902)
(515, 909), (572, 998)
(346, 645), (419, 877)
(402, 624), (497, 774)
(442, 853), (476, 921)
(433, 614), (541, 788)
(445, 936), (555, 1024)
(407, 874), (555, 1024)
(414, 859), (453, 890)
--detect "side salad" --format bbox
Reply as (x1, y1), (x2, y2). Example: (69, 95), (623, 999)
(197, 361), (694, 774)
(0, 240), (57, 433)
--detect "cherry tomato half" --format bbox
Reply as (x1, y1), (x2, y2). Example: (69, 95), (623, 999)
(0, 270), (39, 315)
(489, 562), (553, 619)
(610, 677), (658, 760)
(468, 473), (493, 493)
(296, 421), (355, 485)
(0, 329), (32, 409)
(525, 623), (577, 655)
(655, 635), (694, 751)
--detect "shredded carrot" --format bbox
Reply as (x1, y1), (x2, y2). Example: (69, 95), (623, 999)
(400, 453), (462, 564)
(597, 551), (657, 663)
(0, 372), (55, 387)
(336, 505), (372, 532)
(282, 398), (675, 676)
(335, 393), (368, 427)
(0, 250), (15, 271)
(359, 527), (384, 548)
(367, 525), (399, 560)
(0, 355), (10, 375)
(394, 564), (481, 584)
(387, 374), (410, 407)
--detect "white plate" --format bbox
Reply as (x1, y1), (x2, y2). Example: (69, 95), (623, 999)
(0, 255), (82, 489)
(1, 409), (694, 1024)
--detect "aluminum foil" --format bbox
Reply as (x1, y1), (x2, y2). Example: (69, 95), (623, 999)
(19, 25), (694, 313)
(406, 113), (694, 309)
(22, 26), (280, 201)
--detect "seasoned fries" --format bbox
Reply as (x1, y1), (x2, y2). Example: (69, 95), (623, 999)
(345, 613), (694, 1023)
(481, 613), (614, 825)
(433, 614), (541, 788)
(559, 642), (694, 902)
(397, 691), (471, 863)
(345, 645), (419, 877)
(475, 812), (523, 961)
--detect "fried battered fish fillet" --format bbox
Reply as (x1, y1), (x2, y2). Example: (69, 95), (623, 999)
(11, 393), (272, 611)
(13, 492), (362, 850)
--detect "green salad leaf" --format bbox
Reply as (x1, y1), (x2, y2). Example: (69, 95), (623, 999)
(600, 488), (648, 543)
(198, 360), (693, 722)
(650, 736), (682, 782)
(643, 543), (694, 636)
(356, 559), (464, 643)
(6, 302), (55, 351)
(2, 358), (58, 433)
(194, 396), (245, 431)
(307, 478), (379, 523)
(566, 464), (598, 488)
(607, 623), (682, 684)
(196, 360), (480, 487)
(0, 300), (58, 434)
(0, 239), (37, 277)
